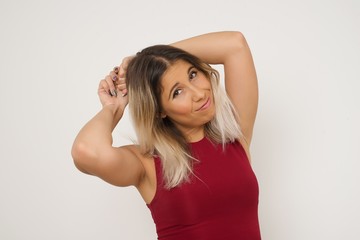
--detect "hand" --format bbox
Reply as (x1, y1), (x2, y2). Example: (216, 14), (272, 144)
(98, 56), (134, 110)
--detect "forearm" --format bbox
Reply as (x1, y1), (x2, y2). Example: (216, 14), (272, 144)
(171, 31), (245, 65)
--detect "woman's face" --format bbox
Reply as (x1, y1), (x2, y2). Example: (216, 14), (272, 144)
(160, 60), (215, 139)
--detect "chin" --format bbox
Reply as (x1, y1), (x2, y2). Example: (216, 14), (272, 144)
(204, 112), (216, 125)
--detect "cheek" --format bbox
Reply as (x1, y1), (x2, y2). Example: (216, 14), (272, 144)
(164, 95), (193, 116)
(194, 74), (211, 87)
(161, 96), (192, 116)
(170, 101), (192, 115)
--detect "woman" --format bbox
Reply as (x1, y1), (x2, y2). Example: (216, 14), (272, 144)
(72, 31), (260, 239)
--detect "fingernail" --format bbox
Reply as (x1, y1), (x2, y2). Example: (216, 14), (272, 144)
(111, 89), (117, 97)
(113, 66), (119, 73)
(122, 92), (127, 97)
(112, 75), (118, 81)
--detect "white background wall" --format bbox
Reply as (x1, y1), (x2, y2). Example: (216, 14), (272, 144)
(1, 0), (359, 239)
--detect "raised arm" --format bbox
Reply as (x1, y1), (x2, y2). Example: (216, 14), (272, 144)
(171, 31), (258, 145)
(71, 64), (145, 187)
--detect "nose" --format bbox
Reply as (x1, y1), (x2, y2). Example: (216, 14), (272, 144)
(190, 84), (205, 102)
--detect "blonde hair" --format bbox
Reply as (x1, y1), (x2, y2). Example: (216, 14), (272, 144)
(126, 45), (242, 189)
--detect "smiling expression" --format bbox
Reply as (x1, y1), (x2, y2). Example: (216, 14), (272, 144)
(160, 60), (215, 140)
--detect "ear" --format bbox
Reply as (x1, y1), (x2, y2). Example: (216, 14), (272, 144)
(157, 109), (167, 119)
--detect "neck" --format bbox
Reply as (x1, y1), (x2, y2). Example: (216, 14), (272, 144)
(182, 127), (205, 143)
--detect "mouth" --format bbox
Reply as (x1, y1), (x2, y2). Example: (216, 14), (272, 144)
(196, 98), (211, 111)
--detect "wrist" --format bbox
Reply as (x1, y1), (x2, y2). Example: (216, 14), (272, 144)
(102, 103), (118, 115)
(102, 104), (124, 130)
(103, 103), (125, 120)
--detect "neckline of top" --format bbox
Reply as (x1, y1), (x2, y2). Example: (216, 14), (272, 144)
(189, 136), (207, 145)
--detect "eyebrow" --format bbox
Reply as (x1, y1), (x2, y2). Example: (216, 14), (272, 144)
(168, 66), (195, 100)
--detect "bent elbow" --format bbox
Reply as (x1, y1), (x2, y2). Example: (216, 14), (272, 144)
(231, 31), (247, 51)
(71, 142), (95, 174)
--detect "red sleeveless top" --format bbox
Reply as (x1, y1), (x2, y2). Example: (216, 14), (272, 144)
(147, 138), (261, 240)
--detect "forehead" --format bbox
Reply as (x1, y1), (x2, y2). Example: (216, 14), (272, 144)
(161, 60), (192, 87)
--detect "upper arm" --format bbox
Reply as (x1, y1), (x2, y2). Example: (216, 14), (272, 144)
(73, 143), (146, 187)
(223, 32), (258, 145)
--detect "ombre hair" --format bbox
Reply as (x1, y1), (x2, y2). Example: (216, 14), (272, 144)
(126, 45), (242, 189)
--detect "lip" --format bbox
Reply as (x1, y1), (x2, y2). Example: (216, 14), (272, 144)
(196, 98), (211, 111)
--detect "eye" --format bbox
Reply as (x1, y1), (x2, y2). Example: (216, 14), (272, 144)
(173, 88), (183, 98)
(189, 70), (198, 80)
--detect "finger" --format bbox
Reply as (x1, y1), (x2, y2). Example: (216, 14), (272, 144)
(121, 56), (131, 70)
(105, 75), (117, 97)
(119, 56), (132, 77)
(116, 77), (126, 84)
(115, 77), (127, 90)
(119, 65), (126, 78)
(113, 66), (119, 74)
(121, 88), (128, 97)
(98, 79), (111, 96)
(116, 83), (127, 92)
(110, 71), (118, 82)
